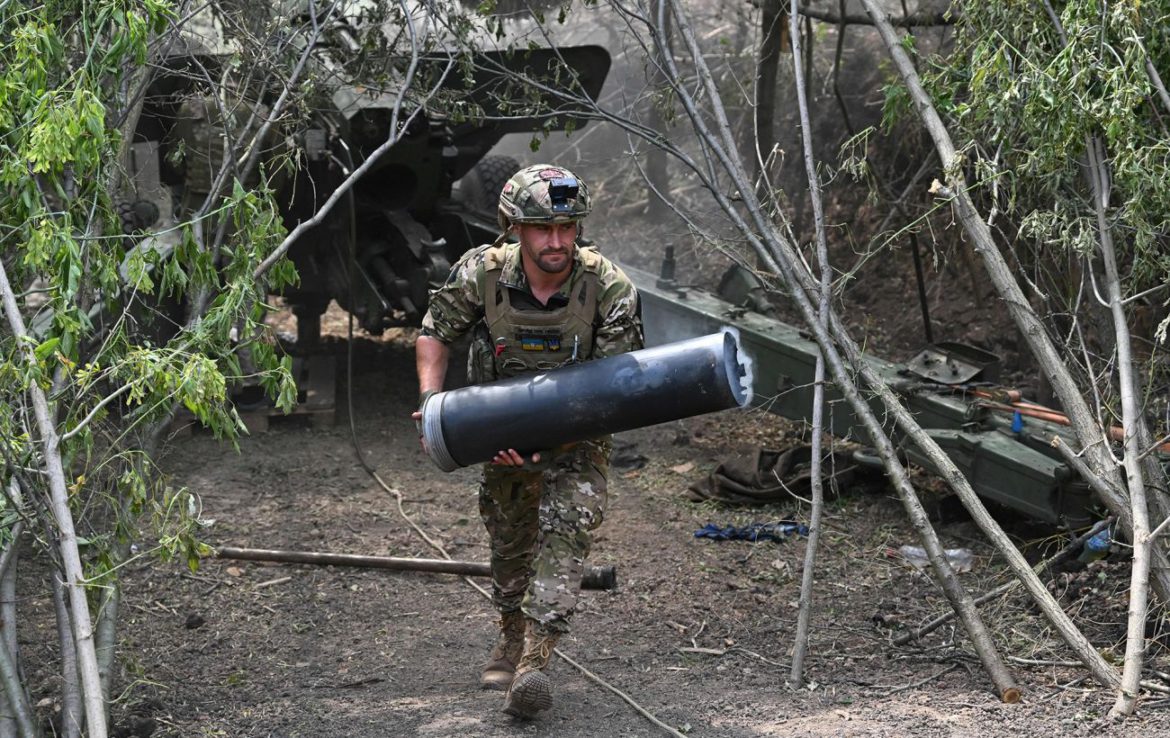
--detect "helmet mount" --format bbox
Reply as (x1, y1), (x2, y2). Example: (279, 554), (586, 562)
(546, 177), (580, 214)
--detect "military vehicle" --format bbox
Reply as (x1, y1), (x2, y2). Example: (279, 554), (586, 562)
(120, 6), (1117, 530)
(125, 5), (610, 345)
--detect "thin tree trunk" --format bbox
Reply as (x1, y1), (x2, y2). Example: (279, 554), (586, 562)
(1084, 133), (1151, 716)
(52, 574), (82, 738)
(0, 516), (36, 738)
(663, 0), (1021, 700)
(0, 262), (107, 737)
(0, 625), (36, 738)
(1039, 2), (1156, 710)
(787, 1), (827, 688)
(754, 0), (787, 196)
(0, 517), (20, 738)
(0, 477), (21, 738)
(95, 583), (120, 711)
(645, 0), (673, 219)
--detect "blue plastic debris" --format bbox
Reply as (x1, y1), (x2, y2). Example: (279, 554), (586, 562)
(694, 521), (809, 543)
(1011, 411), (1024, 433)
(1078, 527), (1112, 563)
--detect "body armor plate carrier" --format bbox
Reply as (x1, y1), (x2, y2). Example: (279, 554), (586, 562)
(478, 246), (602, 381)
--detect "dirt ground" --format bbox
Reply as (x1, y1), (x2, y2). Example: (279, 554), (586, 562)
(94, 302), (1170, 738)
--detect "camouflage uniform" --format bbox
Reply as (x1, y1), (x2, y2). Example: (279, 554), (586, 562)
(421, 240), (642, 632)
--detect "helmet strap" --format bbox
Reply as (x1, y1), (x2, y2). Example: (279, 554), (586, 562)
(489, 223), (518, 248)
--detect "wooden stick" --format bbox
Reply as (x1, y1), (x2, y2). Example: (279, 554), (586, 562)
(214, 546), (617, 591)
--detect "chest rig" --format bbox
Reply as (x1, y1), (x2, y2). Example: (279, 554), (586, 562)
(481, 248), (601, 380)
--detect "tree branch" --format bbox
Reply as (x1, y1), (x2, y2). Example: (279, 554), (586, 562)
(618, 0), (1120, 694)
(253, 0), (441, 281)
(750, 0), (956, 27)
(0, 259), (108, 737)
(786, 0), (828, 689)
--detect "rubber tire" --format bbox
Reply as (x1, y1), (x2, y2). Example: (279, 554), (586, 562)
(461, 155), (521, 217)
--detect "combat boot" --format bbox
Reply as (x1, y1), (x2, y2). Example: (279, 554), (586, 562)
(480, 610), (526, 690)
(502, 620), (560, 719)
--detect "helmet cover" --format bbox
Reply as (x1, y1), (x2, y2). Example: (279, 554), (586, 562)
(497, 164), (592, 230)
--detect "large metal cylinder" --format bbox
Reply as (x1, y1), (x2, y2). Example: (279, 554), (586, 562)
(421, 328), (754, 471)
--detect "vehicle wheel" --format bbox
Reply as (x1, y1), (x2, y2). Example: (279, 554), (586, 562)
(460, 155), (521, 216)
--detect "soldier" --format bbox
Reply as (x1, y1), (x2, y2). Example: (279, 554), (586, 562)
(413, 164), (643, 719)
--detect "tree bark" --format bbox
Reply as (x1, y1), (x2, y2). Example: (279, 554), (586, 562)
(754, 0), (787, 196)
(787, 0), (824, 688)
(645, 0), (674, 219)
(0, 261), (107, 737)
(52, 573), (82, 738)
(0, 620), (37, 738)
(95, 583), (120, 710)
(1084, 133), (1152, 716)
(0, 519), (21, 737)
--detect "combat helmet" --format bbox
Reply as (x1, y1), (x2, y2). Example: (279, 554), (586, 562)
(497, 164), (592, 230)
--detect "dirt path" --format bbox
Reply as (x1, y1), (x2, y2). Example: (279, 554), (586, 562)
(124, 334), (1170, 737)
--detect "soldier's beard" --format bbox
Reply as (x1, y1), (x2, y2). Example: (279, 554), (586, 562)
(534, 249), (571, 274)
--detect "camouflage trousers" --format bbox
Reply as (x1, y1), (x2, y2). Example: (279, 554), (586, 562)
(478, 438), (611, 634)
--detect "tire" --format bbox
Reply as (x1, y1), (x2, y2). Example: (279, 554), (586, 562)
(460, 155), (521, 216)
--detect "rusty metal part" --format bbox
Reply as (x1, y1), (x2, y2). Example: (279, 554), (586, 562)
(215, 546), (617, 591)
(906, 341), (1001, 385)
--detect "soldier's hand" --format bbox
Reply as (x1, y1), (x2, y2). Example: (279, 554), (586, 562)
(491, 448), (541, 467)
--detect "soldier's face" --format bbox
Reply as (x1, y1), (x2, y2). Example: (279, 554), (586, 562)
(516, 222), (578, 275)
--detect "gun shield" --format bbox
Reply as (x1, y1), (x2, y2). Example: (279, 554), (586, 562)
(421, 328), (753, 471)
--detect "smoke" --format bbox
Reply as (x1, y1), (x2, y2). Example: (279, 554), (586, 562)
(457, 1), (944, 298)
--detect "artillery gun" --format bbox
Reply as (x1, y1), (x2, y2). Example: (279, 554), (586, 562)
(124, 3), (609, 344)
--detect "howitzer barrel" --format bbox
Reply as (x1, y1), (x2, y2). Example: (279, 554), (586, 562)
(421, 329), (753, 472)
(215, 546), (617, 590)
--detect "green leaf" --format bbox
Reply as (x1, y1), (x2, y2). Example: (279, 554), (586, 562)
(34, 337), (60, 361)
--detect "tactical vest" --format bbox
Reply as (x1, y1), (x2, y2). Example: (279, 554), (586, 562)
(478, 246), (602, 381)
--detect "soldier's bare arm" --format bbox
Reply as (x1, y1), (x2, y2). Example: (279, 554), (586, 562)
(412, 335), (450, 446)
(415, 335), (450, 398)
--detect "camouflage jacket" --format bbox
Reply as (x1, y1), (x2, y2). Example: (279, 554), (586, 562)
(421, 242), (643, 383)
